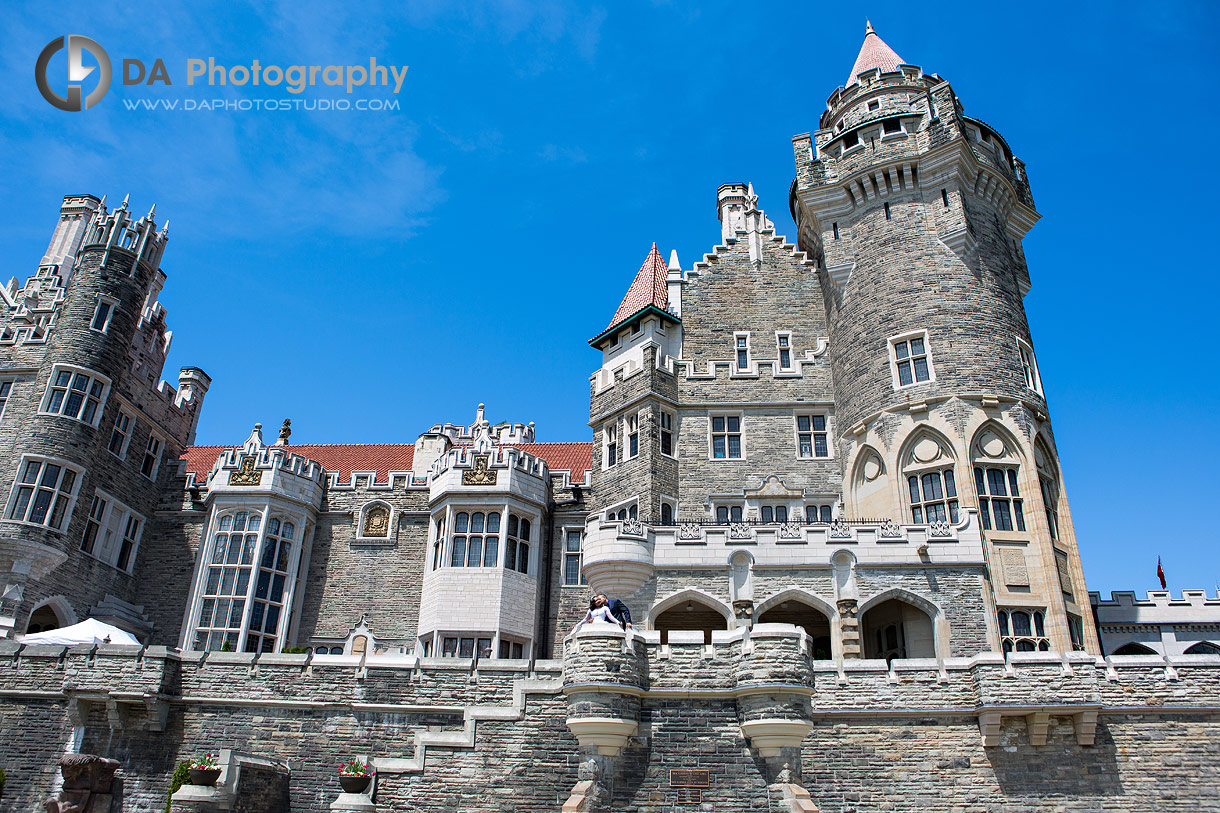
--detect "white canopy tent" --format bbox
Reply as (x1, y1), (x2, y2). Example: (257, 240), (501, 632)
(19, 618), (141, 647)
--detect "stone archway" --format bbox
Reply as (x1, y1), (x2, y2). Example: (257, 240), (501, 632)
(757, 600), (833, 659)
(25, 597), (74, 635)
(654, 596), (729, 645)
(860, 597), (935, 660)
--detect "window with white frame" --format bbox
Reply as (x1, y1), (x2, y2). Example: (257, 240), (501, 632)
(776, 333), (793, 370)
(41, 366), (110, 426)
(734, 333), (751, 371)
(607, 501), (637, 521)
(141, 433), (163, 480)
(908, 469), (959, 524)
(604, 422), (618, 468)
(451, 510), (500, 567)
(6, 456), (81, 531)
(505, 513), (531, 574)
(1017, 339), (1041, 394)
(80, 490), (143, 572)
(245, 517), (296, 653)
(975, 466), (1026, 532)
(659, 411), (674, 457)
(710, 414), (742, 459)
(90, 298), (117, 333)
(563, 528), (586, 585)
(192, 511), (261, 651)
(432, 515), (445, 570)
(0, 380), (12, 420)
(805, 504), (834, 523)
(757, 504), (790, 523)
(108, 409), (134, 459)
(715, 504), (743, 524)
(796, 414), (829, 458)
(660, 500), (675, 525)
(997, 607), (1049, 652)
(627, 414), (639, 459)
(889, 333), (933, 388)
(498, 638), (525, 659)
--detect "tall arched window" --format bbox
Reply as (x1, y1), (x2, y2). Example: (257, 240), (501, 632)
(1035, 440), (1059, 541)
(901, 433), (958, 524)
(972, 428), (1025, 533)
(246, 518), (294, 653)
(193, 511), (261, 651)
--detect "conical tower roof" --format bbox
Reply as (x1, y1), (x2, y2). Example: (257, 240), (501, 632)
(597, 243), (670, 338)
(846, 21), (905, 86)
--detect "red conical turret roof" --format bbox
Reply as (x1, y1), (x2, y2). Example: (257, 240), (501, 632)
(846, 21), (905, 86)
(602, 243), (669, 334)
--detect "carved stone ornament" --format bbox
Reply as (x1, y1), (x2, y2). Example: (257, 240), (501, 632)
(779, 521), (803, 540)
(462, 454), (497, 485)
(729, 522), (752, 540)
(678, 522), (702, 540)
(879, 518), (903, 538)
(621, 518), (646, 537)
(228, 455), (262, 486)
(929, 520), (952, 537)
(830, 517), (853, 538)
(362, 504), (390, 538)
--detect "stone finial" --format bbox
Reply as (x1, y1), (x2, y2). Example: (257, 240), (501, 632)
(866, 19), (875, 35)
(668, 249), (680, 272)
(244, 422), (264, 453)
(147, 202), (157, 219)
(277, 418), (292, 446)
(120, 193), (130, 210)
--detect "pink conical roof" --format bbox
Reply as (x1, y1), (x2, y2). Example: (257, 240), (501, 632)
(846, 21), (905, 86)
(604, 243), (669, 333)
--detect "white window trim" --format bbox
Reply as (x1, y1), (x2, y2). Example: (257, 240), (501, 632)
(713, 501), (745, 524)
(80, 488), (144, 573)
(604, 497), (639, 522)
(355, 500), (395, 542)
(733, 332), (753, 374)
(794, 412), (832, 459)
(659, 495), (676, 525)
(39, 364), (112, 428)
(775, 332), (794, 371)
(602, 420), (619, 470)
(90, 295), (118, 334)
(108, 408), (135, 460)
(447, 506), (506, 570)
(658, 410), (677, 459)
(626, 414), (639, 460)
(707, 411), (745, 461)
(1017, 338), (1042, 395)
(504, 508), (537, 576)
(888, 330), (935, 390)
(5, 454), (84, 533)
(561, 525), (587, 586)
(0, 378), (13, 422)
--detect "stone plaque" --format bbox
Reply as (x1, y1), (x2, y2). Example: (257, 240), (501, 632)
(674, 787), (702, 803)
(999, 547), (1029, 587)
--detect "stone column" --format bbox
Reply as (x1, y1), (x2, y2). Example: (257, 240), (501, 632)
(735, 625), (814, 784)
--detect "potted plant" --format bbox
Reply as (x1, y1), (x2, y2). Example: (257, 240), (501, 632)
(338, 759), (373, 794)
(188, 753), (221, 786)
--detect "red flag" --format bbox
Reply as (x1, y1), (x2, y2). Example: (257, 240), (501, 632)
(1157, 557), (1166, 590)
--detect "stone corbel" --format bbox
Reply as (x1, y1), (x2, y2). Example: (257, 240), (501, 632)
(978, 705), (1100, 747)
(740, 719), (814, 758)
(565, 718), (638, 756)
(1026, 710), (1050, 746)
(1073, 709), (1099, 746)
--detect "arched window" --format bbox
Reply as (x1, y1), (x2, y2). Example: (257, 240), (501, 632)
(901, 433), (958, 524)
(1112, 642), (1156, 656)
(861, 597), (936, 660)
(997, 608), (1049, 652)
(193, 511), (261, 651)
(1184, 641), (1220, 655)
(1035, 440), (1059, 541)
(972, 428), (1025, 533)
(246, 518), (294, 654)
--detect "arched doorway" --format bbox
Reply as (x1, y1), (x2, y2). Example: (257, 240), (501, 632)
(861, 597), (935, 660)
(757, 600), (833, 659)
(654, 597), (729, 644)
(1112, 642), (1157, 656)
(1184, 641), (1220, 655)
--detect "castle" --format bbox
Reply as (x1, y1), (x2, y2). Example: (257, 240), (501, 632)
(0, 24), (1217, 813)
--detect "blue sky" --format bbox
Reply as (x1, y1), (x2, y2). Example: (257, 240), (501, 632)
(2, 2), (1216, 595)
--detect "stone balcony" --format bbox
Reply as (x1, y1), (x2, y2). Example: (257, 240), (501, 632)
(582, 511), (985, 594)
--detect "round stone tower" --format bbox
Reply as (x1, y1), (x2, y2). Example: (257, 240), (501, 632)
(790, 24), (1097, 653)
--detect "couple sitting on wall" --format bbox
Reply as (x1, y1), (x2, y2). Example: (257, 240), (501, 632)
(572, 593), (632, 633)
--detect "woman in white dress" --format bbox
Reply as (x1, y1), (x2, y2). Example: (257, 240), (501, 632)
(572, 594), (623, 632)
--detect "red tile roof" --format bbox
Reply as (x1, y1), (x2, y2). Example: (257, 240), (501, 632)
(181, 441), (592, 483)
(847, 22), (905, 86)
(603, 243), (669, 334)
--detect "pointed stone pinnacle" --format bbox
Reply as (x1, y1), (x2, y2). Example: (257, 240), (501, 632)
(668, 249), (681, 271)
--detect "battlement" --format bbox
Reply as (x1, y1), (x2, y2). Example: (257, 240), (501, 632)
(429, 444), (551, 504)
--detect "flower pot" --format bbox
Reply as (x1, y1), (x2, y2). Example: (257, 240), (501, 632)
(339, 774), (371, 794)
(189, 767), (221, 786)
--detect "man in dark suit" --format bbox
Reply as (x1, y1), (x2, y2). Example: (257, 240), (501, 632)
(596, 594), (632, 629)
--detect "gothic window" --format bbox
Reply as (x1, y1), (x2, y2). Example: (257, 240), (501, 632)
(505, 513), (530, 574)
(80, 490), (143, 572)
(1017, 339), (1042, 394)
(902, 434), (958, 524)
(245, 518), (295, 654)
(972, 429), (1026, 533)
(6, 456), (80, 531)
(710, 415), (742, 459)
(627, 414), (639, 459)
(889, 333), (933, 388)
(660, 501), (674, 525)
(108, 410), (134, 459)
(659, 411), (674, 457)
(360, 503), (391, 538)
(41, 365), (109, 427)
(796, 414), (829, 458)
(563, 529), (586, 586)
(1185, 641), (1220, 655)
(1036, 441), (1060, 541)
(1067, 614), (1085, 651)
(997, 608), (1049, 653)
(451, 511), (500, 567)
(777, 333), (793, 370)
(607, 502), (638, 521)
(193, 511), (262, 651)
(90, 298), (116, 333)
(432, 515), (445, 571)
